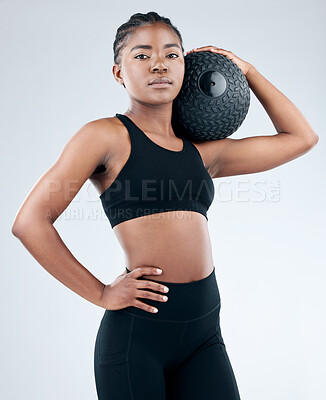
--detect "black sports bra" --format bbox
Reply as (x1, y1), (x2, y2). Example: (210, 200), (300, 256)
(99, 113), (215, 228)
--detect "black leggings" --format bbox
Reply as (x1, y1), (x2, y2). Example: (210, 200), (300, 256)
(94, 267), (241, 399)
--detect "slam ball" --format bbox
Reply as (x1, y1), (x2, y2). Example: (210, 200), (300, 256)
(172, 51), (250, 141)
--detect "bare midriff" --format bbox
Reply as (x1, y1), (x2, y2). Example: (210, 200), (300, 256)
(113, 210), (214, 283)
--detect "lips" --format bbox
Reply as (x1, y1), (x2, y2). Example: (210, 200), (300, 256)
(149, 77), (172, 85)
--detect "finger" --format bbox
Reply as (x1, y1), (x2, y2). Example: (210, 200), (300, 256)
(136, 279), (169, 294)
(136, 286), (169, 303)
(133, 299), (159, 314)
(211, 48), (231, 53)
(186, 47), (231, 55)
(188, 45), (217, 50)
(192, 45), (215, 50)
(186, 47), (210, 54)
(185, 48), (220, 55)
(132, 266), (163, 278)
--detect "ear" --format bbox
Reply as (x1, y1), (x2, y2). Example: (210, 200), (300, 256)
(112, 64), (125, 87)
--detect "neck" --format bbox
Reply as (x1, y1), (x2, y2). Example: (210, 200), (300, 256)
(124, 103), (175, 137)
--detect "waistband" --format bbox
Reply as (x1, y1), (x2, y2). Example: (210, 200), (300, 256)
(121, 267), (220, 321)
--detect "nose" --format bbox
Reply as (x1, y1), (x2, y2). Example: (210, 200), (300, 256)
(151, 57), (168, 73)
(151, 65), (168, 73)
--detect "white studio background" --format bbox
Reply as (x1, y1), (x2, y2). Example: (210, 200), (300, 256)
(1, 1), (325, 399)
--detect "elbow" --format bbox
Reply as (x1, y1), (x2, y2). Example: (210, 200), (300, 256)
(298, 132), (319, 152)
(12, 216), (53, 238)
(11, 218), (30, 238)
(11, 222), (24, 238)
(306, 132), (319, 148)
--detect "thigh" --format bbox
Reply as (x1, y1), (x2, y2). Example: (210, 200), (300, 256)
(94, 310), (133, 399)
(165, 333), (241, 400)
(94, 310), (166, 400)
(94, 356), (166, 400)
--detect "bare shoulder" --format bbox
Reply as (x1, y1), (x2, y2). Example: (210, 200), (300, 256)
(85, 116), (124, 174)
(86, 115), (121, 144)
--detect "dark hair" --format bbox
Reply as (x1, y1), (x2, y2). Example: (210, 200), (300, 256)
(113, 11), (185, 67)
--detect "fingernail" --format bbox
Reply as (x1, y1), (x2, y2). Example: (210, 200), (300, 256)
(156, 269), (162, 273)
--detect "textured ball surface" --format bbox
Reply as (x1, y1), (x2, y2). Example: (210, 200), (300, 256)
(172, 51), (250, 141)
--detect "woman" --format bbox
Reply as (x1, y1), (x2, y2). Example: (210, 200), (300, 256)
(12, 11), (318, 400)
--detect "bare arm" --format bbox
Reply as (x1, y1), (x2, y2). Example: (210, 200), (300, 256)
(11, 120), (110, 308)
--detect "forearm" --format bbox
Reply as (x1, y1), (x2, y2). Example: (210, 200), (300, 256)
(13, 221), (106, 308)
(246, 66), (318, 144)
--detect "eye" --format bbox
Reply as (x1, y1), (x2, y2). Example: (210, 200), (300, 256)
(134, 53), (179, 59)
(134, 54), (149, 59)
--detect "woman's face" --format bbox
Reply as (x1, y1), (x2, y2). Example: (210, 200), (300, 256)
(113, 23), (185, 106)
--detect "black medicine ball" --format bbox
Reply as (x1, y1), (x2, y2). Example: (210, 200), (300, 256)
(172, 51), (250, 141)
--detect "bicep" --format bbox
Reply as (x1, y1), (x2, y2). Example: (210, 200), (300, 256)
(207, 133), (316, 178)
(13, 121), (108, 228)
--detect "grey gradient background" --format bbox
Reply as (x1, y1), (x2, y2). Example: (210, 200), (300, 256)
(1, 1), (325, 399)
